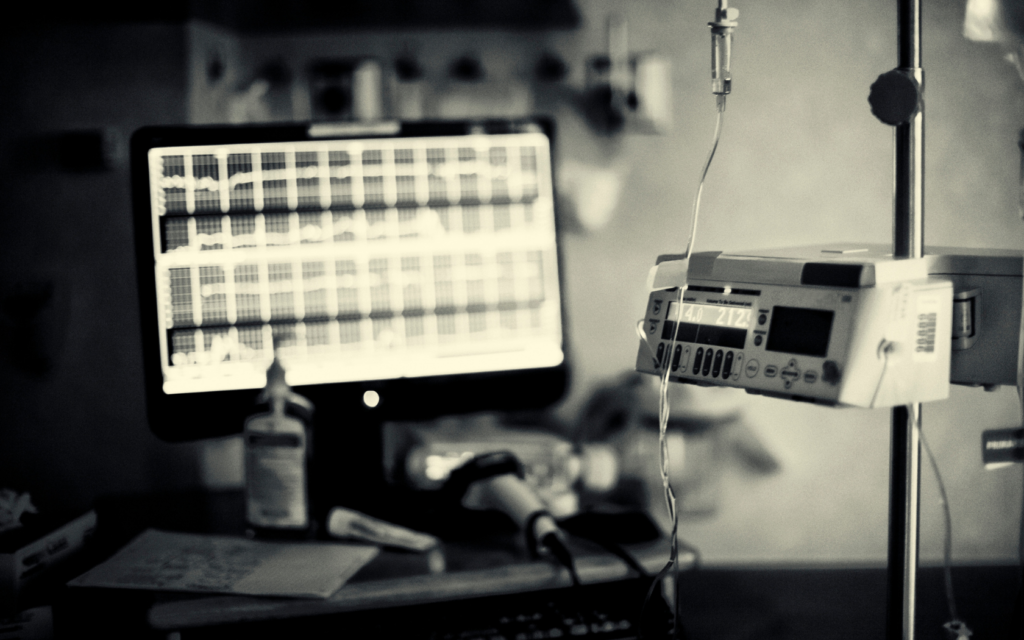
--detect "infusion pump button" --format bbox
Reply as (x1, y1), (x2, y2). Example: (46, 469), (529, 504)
(763, 364), (778, 378)
(711, 350), (724, 378)
(804, 371), (818, 384)
(671, 345), (686, 372)
(651, 300), (663, 317)
(822, 361), (841, 385)
(780, 363), (800, 389)
(745, 359), (759, 377)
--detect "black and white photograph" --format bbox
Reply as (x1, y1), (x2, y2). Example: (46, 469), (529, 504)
(1, 1), (1022, 638)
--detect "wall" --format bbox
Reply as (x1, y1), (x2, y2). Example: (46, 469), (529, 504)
(215, 0), (1024, 565)
(0, 24), (206, 513)
(0, 0), (1021, 567)
(567, 0), (1024, 566)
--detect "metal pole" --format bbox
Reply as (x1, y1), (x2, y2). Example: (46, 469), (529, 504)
(887, 405), (922, 640)
(887, 0), (924, 639)
(893, 0), (924, 258)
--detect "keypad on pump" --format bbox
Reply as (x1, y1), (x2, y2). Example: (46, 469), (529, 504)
(686, 348), (742, 380)
(681, 347), (828, 390)
(755, 357), (822, 388)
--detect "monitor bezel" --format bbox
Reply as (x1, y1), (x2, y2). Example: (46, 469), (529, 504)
(131, 120), (570, 442)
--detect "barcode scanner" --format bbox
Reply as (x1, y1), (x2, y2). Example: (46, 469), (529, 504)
(444, 452), (580, 585)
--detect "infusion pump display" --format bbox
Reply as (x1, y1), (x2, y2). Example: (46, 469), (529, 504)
(636, 250), (954, 408)
(666, 301), (751, 346)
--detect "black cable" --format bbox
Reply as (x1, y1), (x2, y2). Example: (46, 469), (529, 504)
(541, 531), (580, 588)
(1011, 459), (1024, 638)
(1010, 368), (1024, 638)
(590, 537), (650, 578)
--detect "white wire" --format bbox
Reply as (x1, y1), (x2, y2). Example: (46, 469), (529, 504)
(659, 376), (683, 634)
(683, 97), (727, 260)
(873, 349), (970, 635)
(649, 94), (728, 639)
(658, 289), (682, 559)
(918, 423), (971, 635)
(870, 340), (894, 408)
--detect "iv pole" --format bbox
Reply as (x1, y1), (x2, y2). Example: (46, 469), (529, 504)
(884, 0), (924, 638)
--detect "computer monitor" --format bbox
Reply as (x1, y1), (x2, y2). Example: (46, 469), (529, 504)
(130, 120), (569, 457)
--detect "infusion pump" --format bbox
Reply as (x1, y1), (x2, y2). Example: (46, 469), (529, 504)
(636, 246), (954, 408)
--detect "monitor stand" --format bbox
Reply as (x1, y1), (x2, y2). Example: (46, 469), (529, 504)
(311, 403), (389, 526)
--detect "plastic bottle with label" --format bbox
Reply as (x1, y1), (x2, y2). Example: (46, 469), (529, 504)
(244, 356), (316, 537)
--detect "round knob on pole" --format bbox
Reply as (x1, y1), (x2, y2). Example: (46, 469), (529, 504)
(868, 69), (922, 126)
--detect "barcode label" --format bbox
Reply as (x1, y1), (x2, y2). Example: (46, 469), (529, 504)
(913, 294), (939, 362)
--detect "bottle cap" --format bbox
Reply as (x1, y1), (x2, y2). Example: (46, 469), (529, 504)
(257, 356), (315, 417)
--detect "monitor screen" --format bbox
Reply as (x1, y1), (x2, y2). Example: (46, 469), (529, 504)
(132, 121), (568, 441)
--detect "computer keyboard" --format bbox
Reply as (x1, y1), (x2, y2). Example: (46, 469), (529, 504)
(181, 576), (674, 639)
(420, 577), (672, 640)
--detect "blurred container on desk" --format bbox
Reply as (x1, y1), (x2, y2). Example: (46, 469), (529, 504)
(384, 375), (778, 530)
(575, 373), (779, 522)
(387, 414), (605, 519)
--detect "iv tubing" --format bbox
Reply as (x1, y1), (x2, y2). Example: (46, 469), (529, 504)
(683, 97), (726, 260)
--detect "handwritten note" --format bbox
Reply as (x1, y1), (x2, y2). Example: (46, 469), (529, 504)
(68, 529), (379, 599)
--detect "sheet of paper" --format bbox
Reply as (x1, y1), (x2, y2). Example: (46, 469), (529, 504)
(67, 529), (379, 599)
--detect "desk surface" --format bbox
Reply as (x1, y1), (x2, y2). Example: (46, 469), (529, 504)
(55, 491), (1022, 639)
(61, 490), (688, 635)
(146, 537), (682, 631)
